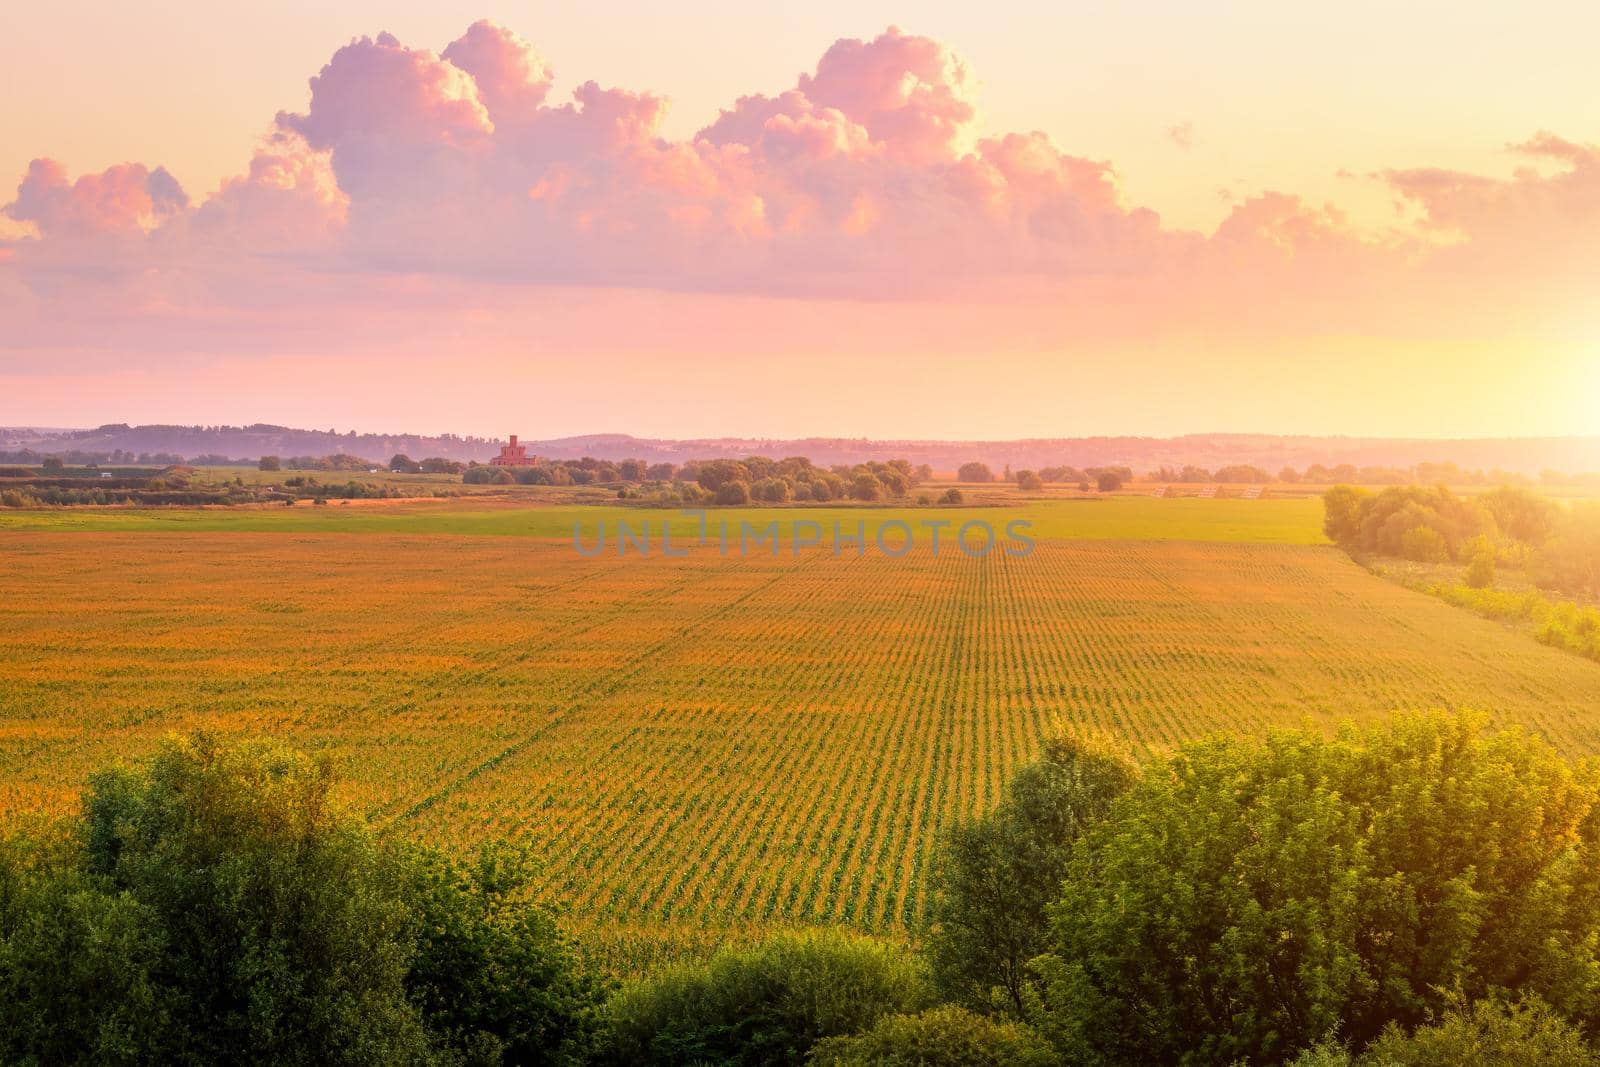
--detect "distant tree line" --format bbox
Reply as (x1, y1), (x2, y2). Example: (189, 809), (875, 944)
(9, 715), (1600, 1064)
(0, 449), (188, 466)
(1154, 461), (1600, 486)
(0, 463), (443, 509)
(1323, 485), (1600, 662)
(464, 456), (933, 506)
(957, 463), (1132, 491)
(1323, 484), (1599, 595)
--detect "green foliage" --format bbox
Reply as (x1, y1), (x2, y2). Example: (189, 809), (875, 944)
(0, 833), (171, 1065)
(926, 735), (1137, 1017)
(1465, 545), (1496, 589)
(79, 734), (432, 1063)
(1014, 469), (1043, 491)
(401, 842), (606, 1066)
(1294, 998), (1598, 1066)
(598, 930), (931, 1065)
(939, 488), (963, 504)
(752, 477), (794, 503)
(714, 480), (752, 505)
(849, 473), (883, 501)
(1424, 583), (1600, 664)
(1401, 524), (1449, 562)
(0, 734), (603, 1066)
(1479, 487), (1559, 547)
(1322, 484), (1369, 545)
(1535, 503), (1600, 599)
(958, 462), (995, 483)
(1037, 713), (1600, 1066)
(807, 1005), (1056, 1066)
(1322, 485), (1494, 559)
(1096, 471), (1124, 492)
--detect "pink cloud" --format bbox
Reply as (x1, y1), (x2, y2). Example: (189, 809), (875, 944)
(8, 158), (186, 239)
(0, 19), (1595, 324)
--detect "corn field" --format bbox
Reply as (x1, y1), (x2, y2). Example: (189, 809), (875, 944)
(4, 527), (1600, 969)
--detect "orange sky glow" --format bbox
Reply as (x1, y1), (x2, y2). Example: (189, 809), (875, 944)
(1, 3), (1597, 439)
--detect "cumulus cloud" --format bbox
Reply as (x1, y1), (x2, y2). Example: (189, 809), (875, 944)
(8, 159), (186, 239)
(0, 19), (1596, 317)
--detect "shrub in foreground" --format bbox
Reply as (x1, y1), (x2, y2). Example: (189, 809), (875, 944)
(598, 929), (930, 1065)
(1294, 998), (1597, 1067)
(1038, 713), (1600, 1065)
(0, 734), (602, 1066)
(807, 1004), (1055, 1066)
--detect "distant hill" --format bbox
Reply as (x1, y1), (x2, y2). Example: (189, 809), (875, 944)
(4, 424), (1600, 476)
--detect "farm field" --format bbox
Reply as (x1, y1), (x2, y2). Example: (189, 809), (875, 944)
(4, 499), (1600, 969)
(0, 494), (1327, 543)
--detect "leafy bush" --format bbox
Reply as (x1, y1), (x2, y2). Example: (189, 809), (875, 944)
(401, 842), (606, 1065)
(598, 930), (930, 1065)
(752, 477), (794, 503)
(1322, 485), (1369, 544)
(807, 1005), (1055, 1066)
(0, 734), (603, 1066)
(714, 480), (751, 506)
(849, 474), (883, 501)
(1401, 524), (1449, 562)
(957, 462), (994, 483)
(1037, 713), (1600, 1065)
(1465, 547), (1496, 588)
(1293, 998), (1598, 1066)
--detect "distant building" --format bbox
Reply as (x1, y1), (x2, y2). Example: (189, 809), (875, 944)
(490, 435), (538, 467)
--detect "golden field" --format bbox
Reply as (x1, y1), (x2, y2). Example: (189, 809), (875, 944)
(5, 502), (1600, 967)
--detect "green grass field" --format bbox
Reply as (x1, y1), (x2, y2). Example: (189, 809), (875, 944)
(6, 494), (1598, 970)
(0, 495), (1327, 544)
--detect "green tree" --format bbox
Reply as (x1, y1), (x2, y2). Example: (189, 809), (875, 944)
(1322, 484), (1370, 545)
(714, 480), (751, 505)
(926, 735), (1137, 1017)
(1534, 504), (1600, 598)
(1038, 714), (1600, 1065)
(1095, 471), (1123, 492)
(81, 734), (432, 1064)
(939, 488), (963, 505)
(401, 841), (606, 1065)
(753, 477), (795, 503)
(1, 735), (605, 1065)
(695, 459), (752, 493)
(599, 930), (929, 1066)
(1015, 469), (1043, 491)
(1480, 487), (1560, 546)
(850, 473), (883, 502)
(0, 834), (172, 1065)
(1401, 524), (1449, 562)
(258, 456), (281, 472)
(957, 462), (995, 483)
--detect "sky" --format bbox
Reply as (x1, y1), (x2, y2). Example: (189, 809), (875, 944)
(2, 2), (1598, 439)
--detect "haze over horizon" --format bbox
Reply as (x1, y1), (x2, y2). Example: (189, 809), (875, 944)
(3, 3), (1597, 439)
